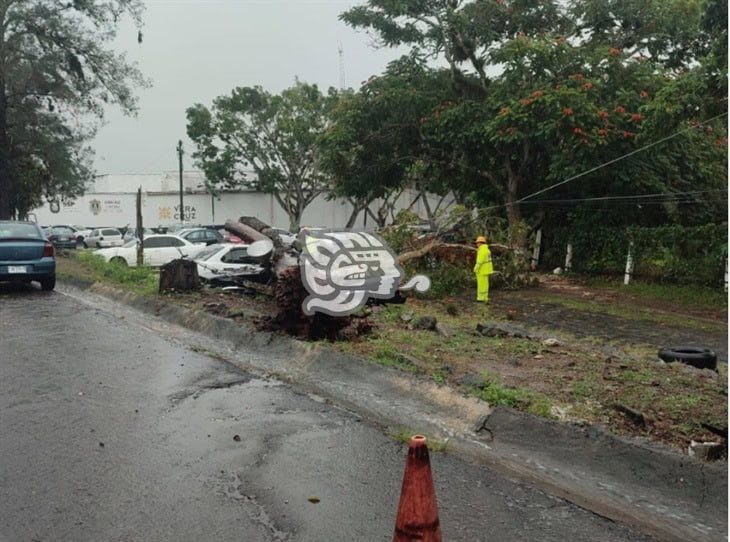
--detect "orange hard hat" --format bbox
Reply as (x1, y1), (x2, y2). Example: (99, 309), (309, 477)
(475, 236), (487, 244)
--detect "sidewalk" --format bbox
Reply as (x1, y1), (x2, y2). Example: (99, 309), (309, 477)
(58, 278), (728, 542)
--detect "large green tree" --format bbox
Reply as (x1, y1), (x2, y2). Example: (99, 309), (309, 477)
(0, 0), (147, 219)
(339, 0), (726, 240)
(187, 82), (338, 231)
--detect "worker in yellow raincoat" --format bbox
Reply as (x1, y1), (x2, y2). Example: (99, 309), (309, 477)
(473, 236), (493, 302)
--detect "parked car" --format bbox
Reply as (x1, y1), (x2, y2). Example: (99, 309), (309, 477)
(71, 226), (93, 246)
(178, 227), (224, 246)
(85, 228), (124, 249)
(44, 226), (77, 250)
(220, 229), (245, 244)
(166, 223), (202, 234)
(122, 227), (153, 243)
(193, 243), (266, 285)
(94, 234), (205, 267)
(0, 220), (56, 290)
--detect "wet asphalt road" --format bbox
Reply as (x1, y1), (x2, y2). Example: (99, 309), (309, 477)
(0, 284), (652, 542)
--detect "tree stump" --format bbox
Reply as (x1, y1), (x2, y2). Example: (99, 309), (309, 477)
(159, 259), (200, 293)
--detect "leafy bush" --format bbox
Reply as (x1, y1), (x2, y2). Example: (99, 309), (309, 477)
(544, 223), (727, 285)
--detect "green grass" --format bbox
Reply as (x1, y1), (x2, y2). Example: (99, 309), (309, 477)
(586, 277), (728, 308)
(66, 252), (159, 296)
(390, 429), (449, 452)
(473, 371), (553, 418)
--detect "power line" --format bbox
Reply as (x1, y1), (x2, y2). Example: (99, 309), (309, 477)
(518, 188), (728, 205)
(514, 112), (728, 205)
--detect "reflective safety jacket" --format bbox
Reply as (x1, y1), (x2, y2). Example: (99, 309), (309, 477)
(473, 244), (494, 276)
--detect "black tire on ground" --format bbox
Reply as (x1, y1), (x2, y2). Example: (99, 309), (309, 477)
(83, 241), (89, 249)
(658, 346), (717, 371)
(40, 275), (56, 291)
(110, 257), (128, 267)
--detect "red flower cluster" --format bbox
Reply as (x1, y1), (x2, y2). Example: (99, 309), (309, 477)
(572, 73), (584, 81)
(573, 127), (583, 134)
(640, 90), (649, 98)
(630, 113), (643, 122)
(531, 90), (544, 97)
(582, 82), (593, 91)
(499, 107), (511, 115)
(598, 110), (609, 119)
(519, 98), (534, 106)
(562, 107), (574, 116)
(623, 131), (634, 139)
(615, 105), (626, 114)
(609, 47), (621, 57)
(598, 129), (608, 137)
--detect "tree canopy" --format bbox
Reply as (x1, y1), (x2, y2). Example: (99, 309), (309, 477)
(187, 82), (339, 232)
(0, 0), (147, 219)
(336, 0), (727, 242)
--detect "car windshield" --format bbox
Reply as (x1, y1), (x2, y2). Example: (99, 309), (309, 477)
(0, 223), (41, 239)
(51, 227), (74, 235)
(194, 245), (225, 261)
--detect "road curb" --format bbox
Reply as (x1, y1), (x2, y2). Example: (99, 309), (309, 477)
(58, 279), (728, 542)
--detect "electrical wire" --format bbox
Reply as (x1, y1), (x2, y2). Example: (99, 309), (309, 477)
(516, 112), (729, 205)
(516, 188), (728, 205)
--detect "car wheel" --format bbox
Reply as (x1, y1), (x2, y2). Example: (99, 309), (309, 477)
(40, 275), (56, 291)
(658, 346), (717, 371)
(110, 256), (128, 267)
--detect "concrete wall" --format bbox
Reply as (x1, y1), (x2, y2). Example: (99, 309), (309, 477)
(31, 172), (454, 231)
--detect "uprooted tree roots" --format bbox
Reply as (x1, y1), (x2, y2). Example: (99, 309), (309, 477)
(253, 266), (372, 340)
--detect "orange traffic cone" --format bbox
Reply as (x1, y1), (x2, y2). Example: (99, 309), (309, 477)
(393, 435), (442, 542)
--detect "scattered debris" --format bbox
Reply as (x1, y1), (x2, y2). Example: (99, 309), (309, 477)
(435, 323), (450, 338)
(400, 312), (414, 323)
(458, 373), (485, 389)
(233, 434), (241, 442)
(613, 403), (648, 428)
(307, 496), (321, 504)
(688, 441), (724, 461)
(476, 322), (532, 339)
(412, 315), (437, 331)
(542, 338), (561, 347)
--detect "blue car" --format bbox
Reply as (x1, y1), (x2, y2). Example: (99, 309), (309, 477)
(0, 221), (56, 291)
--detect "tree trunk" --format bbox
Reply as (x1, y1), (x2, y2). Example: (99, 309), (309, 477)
(505, 169), (523, 248)
(159, 259), (200, 293)
(224, 219), (270, 244)
(345, 198), (364, 229)
(0, 81), (13, 220)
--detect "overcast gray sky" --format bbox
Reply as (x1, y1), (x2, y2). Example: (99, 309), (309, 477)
(93, 0), (404, 174)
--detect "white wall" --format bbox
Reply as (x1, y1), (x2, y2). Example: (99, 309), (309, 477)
(32, 174), (454, 231)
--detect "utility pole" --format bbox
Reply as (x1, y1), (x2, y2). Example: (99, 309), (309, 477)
(338, 42), (346, 90)
(176, 140), (184, 223)
(136, 187), (144, 267)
